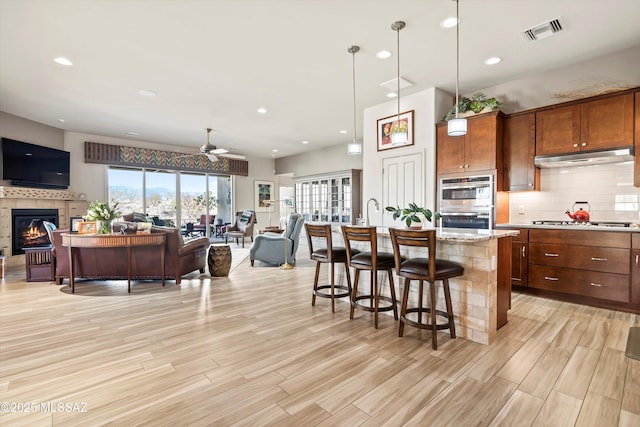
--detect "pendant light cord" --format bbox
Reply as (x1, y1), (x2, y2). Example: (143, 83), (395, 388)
(455, 0), (460, 119)
(396, 23), (401, 123)
(352, 47), (357, 143)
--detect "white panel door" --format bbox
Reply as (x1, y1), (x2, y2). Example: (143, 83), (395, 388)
(382, 152), (423, 226)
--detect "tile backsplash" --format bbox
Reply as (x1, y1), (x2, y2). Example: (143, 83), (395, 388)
(508, 161), (640, 225)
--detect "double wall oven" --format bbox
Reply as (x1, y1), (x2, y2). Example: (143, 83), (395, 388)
(439, 174), (494, 230)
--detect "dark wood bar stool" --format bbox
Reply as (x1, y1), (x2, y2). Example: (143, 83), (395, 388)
(305, 223), (358, 312)
(341, 225), (398, 328)
(389, 228), (464, 349)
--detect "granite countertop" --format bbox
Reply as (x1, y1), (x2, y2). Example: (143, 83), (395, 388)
(330, 225), (518, 243)
(496, 223), (640, 233)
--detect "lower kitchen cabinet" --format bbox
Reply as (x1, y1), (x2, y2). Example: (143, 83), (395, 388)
(528, 265), (629, 303)
(511, 228), (528, 287)
(513, 228), (639, 313)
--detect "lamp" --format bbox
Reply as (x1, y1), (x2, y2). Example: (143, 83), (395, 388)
(391, 21), (407, 145)
(347, 45), (362, 155)
(280, 202), (294, 271)
(366, 197), (380, 227)
(448, 0), (467, 136)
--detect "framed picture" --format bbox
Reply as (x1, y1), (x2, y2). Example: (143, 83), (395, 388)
(255, 180), (275, 212)
(77, 221), (97, 234)
(377, 110), (414, 151)
(69, 216), (84, 233)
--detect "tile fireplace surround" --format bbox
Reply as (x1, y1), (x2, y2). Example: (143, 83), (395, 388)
(0, 186), (76, 268)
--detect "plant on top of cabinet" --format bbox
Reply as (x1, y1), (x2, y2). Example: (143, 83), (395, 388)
(443, 92), (502, 121)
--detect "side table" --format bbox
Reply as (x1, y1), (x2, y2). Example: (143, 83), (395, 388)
(25, 246), (55, 282)
(208, 245), (232, 277)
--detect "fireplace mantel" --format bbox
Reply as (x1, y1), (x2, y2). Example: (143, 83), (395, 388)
(0, 185), (75, 200)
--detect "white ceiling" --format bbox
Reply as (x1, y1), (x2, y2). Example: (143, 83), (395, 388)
(1, 0), (639, 159)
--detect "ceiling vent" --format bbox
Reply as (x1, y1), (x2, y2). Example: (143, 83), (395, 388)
(379, 76), (413, 92)
(522, 18), (563, 41)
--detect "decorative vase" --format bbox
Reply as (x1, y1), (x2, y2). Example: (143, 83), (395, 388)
(97, 219), (112, 234)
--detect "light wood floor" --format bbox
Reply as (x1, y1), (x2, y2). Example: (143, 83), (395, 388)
(1, 246), (639, 427)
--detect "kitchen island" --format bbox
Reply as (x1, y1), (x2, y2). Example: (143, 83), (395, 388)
(330, 226), (518, 345)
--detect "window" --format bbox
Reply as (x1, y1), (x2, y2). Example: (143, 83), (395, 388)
(107, 166), (232, 230)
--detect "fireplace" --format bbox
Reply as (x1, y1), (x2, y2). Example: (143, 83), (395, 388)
(12, 209), (59, 255)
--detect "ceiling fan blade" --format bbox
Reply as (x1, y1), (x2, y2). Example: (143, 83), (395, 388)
(206, 153), (219, 162)
(211, 148), (228, 154)
(219, 153), (246, 160)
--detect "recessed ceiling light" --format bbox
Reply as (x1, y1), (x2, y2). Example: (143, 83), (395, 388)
(138, 89), (157, 97)
(54, 57), (73, 66)
(484, 56), (502, 65)
(386, 92), (397, 98)
(440, 17), (458, 28)
(257, 107), (267, 114)
(272, 149), (278, 152)
(57, 118), (66, 123)
(339, 130), (347, 134)
(126, 132), (140, 136)
(301, 140), (309, 144)
(376, 50), (392, 59)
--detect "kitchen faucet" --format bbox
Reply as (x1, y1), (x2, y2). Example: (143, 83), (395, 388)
(366, 197), (380, 227)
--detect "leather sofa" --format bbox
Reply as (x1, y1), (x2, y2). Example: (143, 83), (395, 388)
(51, 224), (209, 285)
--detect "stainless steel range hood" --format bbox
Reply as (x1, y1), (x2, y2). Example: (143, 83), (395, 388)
(534, 147), (634, 168)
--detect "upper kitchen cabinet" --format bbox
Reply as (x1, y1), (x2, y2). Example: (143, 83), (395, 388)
(536, 92), (634, 156)
(436, 111), (504, 176)
(503, 112), (539, 191)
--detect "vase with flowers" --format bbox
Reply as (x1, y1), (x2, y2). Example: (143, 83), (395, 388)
(385, 202), (441, 229)
(83, 200), (121, 234)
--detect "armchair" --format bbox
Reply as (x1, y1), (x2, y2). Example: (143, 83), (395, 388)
(193, 214), (215, 235)
(225, 210), (256, 247)
(250, 213), (304, 266)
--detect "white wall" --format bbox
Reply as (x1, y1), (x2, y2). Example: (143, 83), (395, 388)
(275, 143), (362, 177)
(362, 87), (452, 227)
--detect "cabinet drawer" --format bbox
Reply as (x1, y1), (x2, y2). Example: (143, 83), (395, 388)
(529, 243), (629, 274)
(529, 266), (629, 303)
(529, 229), (630, 248)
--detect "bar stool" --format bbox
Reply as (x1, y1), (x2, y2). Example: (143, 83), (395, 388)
(341, 225), (398, 328)
(305, 223), (358, 312)
(389, 228), (463, 349)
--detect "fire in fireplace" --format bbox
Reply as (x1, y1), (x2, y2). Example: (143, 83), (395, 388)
(11, 209), (59, 255)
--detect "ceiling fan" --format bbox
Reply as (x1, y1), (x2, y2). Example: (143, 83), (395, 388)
(178, 128), (246, 161)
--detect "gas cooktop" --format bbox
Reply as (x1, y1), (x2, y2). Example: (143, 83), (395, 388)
(531, 220), (632, 228)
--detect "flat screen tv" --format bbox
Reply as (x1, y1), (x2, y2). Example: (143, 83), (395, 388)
(1, 138), (70, 189)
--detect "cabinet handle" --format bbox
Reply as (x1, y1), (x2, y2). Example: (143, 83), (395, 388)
(522, 246), (526, 258)
(591, 257), (608, 261)
(544, 276), (559, 281)
(636, 254), (639, 267)
(459, 165), (464, 169)
(544, 253), (559, 257)
(581, 142), (587, 147)
(589, 282), (606, 287)
(573, 143), (578, 147)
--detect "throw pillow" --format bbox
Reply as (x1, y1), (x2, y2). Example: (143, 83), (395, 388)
(240, 210), (253, 223)
(133, 212), (147, 223)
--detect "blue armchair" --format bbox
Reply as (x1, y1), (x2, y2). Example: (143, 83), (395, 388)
(250, 213), (305, 266)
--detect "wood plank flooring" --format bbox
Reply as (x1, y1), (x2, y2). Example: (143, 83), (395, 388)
(1, 245), (639, 426)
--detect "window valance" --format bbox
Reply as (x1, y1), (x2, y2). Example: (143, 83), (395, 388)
(84, 141), (248, 176)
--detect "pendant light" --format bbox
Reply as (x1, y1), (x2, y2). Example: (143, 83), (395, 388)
(448, 0), (467, 136)
(391, 20), (407, 145)
(347, 45), (362, 155)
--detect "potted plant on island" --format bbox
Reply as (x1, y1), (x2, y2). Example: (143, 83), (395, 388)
(385, 202), (441, 229)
